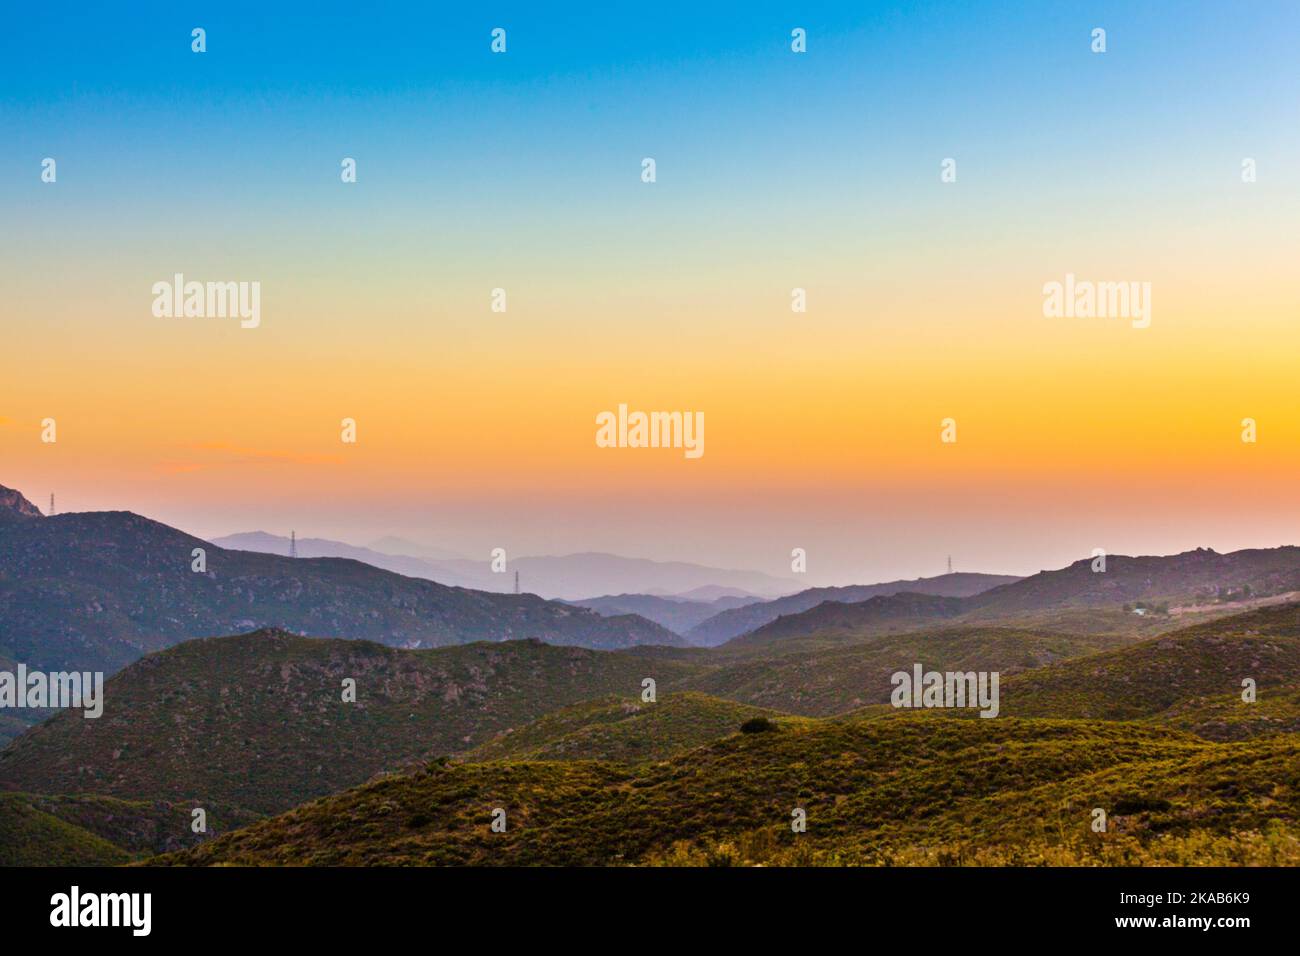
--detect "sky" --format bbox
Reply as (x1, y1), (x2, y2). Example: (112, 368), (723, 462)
(2, 1), (1299, 586)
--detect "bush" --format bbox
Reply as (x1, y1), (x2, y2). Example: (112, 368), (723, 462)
(740, 717), (777, 734)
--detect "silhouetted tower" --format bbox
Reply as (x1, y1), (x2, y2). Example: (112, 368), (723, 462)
(290, 530), (297, 559)
(49, 493), (55, 516)
(947, 555), (953, 574)
(514, 570), (520, 595)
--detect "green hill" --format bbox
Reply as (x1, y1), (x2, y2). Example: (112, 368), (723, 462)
(153, 712), (1300, 867)
(462, 692), (785, 764)
(1150, 685), (1300, 741)
(0, 792), (241, 866)
(681, 625), (1132, 716)
(0, 630), (699, 816)
(1000, 604), (1300, 721)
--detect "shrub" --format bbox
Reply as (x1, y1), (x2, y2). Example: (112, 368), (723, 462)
(740, 717), (777, 734)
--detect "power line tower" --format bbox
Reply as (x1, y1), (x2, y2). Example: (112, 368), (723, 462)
(947, 555), (953, 574)
(290, 530), (297, 559)
(514, 570), (520, 594)
(49, 493), (55, 516)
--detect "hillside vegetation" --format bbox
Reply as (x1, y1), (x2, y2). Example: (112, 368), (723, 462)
(463, 692), (785, 764)
(681, 625), (1133, 716)
(0, 631), (697, 815)
(1000, 605), (1300, 721)
(155, 713), (1300, 866)
(0, 792), (240, 865)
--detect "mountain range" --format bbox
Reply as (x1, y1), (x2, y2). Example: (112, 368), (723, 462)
(565, 592), (762, 635)
(209, 531), (799, 600)
(685, 572), (1022, 645)
(6, 476), (1300, 867)
(0, 484), (681, 685)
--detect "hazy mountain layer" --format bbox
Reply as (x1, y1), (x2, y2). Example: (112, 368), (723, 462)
(686, 573), (1021, 646)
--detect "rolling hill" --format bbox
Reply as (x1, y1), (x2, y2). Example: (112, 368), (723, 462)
(462, 692), (783, 764)
(0, 792), (251, 866)
(999, 603), (1300, 721)
(680, 624), (1133, 716)
(0, 630), (700, 816)
(152, 712), (1300, 866)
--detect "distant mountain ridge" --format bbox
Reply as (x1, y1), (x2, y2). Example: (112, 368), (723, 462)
(686, 572), (1022, 646)
(209, 531), (477, 586)
(210, 531), (798, 600)
(966, 547), (1300, 617)
(0, 484), (684, 682)
(567, 592), (762, 636)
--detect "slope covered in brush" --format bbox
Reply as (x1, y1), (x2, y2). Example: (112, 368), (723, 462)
(1000, 604), (1300, 721)
(154, 713), (1300, 866)
(0, 630), (699, 815)
(681, 625), (1131, 716)
(462, 692), (784, 764)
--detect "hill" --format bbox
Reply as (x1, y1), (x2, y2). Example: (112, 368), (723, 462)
(1000, 603), (1300, 721)
(462, 692), (783, 764)
(153, 713), (1300, 866)
(681, 624), (1131, 716)
(686, 573), (1020, 646)
(0, 630), (699, 816)
(1151, 685), (1300, 741)
(0, 483), (683, 677)
(726, 592), (968, 649)
(0, 792), (249, 865)
(967, 547), (1300, 618)
(711, 548), (1300, 649)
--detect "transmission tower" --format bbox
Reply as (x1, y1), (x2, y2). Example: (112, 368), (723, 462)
(290, 530), (297, 559)
(947, 555), (953, 574)
(49, 493), (55, 516)
(514, 570), (520, 594)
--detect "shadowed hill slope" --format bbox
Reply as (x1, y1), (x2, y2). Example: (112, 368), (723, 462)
(0, 630), (700, 815)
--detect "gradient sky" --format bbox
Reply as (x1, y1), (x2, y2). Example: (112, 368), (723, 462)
(2, 2), (1298, 585)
